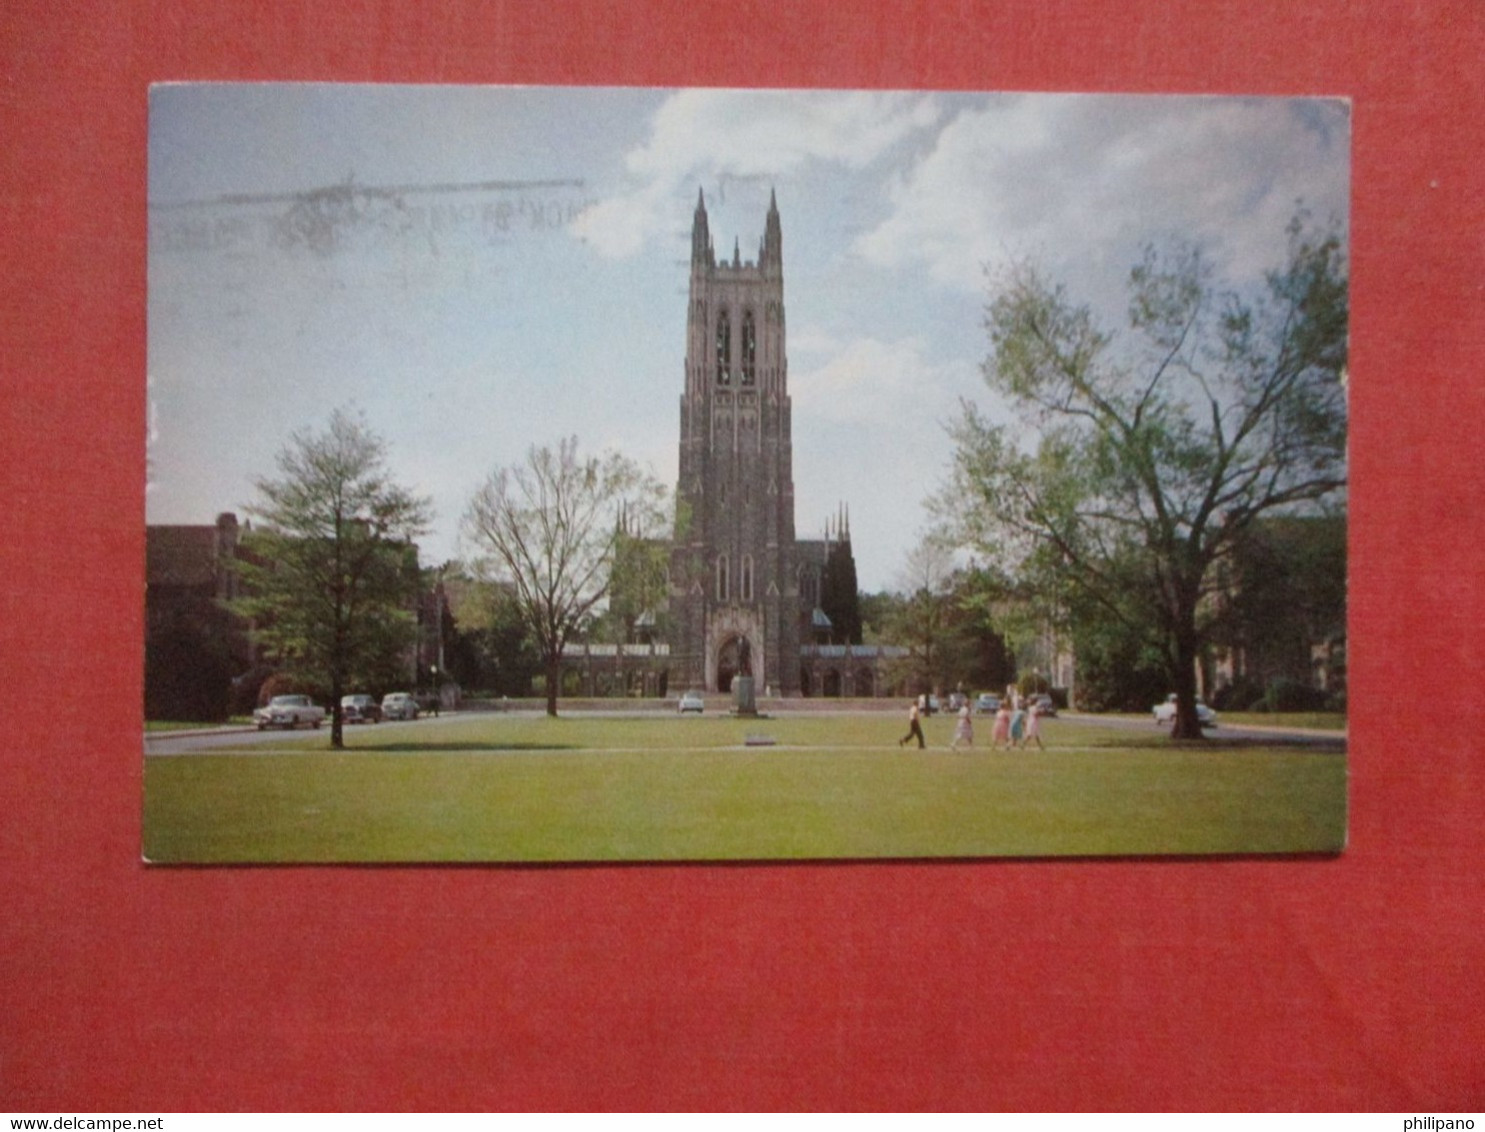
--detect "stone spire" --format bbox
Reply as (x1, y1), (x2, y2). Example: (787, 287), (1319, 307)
(691, 187), (712, 267)
(762, 187), (782, 271)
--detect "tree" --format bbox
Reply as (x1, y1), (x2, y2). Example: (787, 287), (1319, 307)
(437, 571), (541, 696)
(601, 501), (684, 647)
(820, 537), (863, 645)
(883, 536), (964, 697)
(144, 598), (242, 722)
(463, 437), (669, 717)
(947, 215), (1347, 738)
(1210, 513), (1347, 706)
(233, 410), (433, 749)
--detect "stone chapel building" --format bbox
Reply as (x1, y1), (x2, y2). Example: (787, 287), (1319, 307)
(661, 190), (891, 696)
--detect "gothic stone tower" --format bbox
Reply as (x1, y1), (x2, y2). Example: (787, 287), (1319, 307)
(670, 189), (801, 695)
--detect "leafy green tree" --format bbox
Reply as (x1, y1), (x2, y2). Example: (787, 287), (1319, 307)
(1212, 513), (1347, 704)
(144, 598), (243, 722)
(882, 537), (966, 697)
(463, 437), (669, 717)
(439, 574), (543, 697)
(234, 410), (432, 749)
(820, 537), (863, 645)
(947, 564), (1023, 694)
(948, 216), (1347, 738)
(602, 499), (686, 647)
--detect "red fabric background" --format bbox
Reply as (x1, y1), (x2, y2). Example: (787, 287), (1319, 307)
(3, 0), (1482, 1111)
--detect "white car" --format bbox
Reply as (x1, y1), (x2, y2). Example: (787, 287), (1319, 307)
(254, 694), (325, 730)
(381, 692), (420, 721)
(1152, 694), (1217, 728)
(340, 694), (381, 724)
(677, 690), (705, 714)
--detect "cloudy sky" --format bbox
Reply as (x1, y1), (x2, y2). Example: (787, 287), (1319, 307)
(147, 86), (1348, 590)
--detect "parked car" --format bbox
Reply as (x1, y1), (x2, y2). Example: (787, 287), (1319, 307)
(974, 693), (1001, 714)
(1030, 693), (1058, 718)
(1152, 694), (1217, 728)
(677, 690), (705, 714)
(381, 692), (419, 721)
(340, 694), (381, 724)
(253, 694), (325, 731)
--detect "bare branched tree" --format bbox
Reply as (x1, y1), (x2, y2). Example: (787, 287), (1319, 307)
(463, 437), (669, 717)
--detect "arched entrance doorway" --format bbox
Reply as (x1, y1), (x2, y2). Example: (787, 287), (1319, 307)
(715, 636), (754, 693)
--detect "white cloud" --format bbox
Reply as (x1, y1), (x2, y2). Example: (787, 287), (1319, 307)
(854, 95), (1350, 305)
(571, 90), (941, 259)
(791, 332), (971, 425)
(786, 330), (982, 588)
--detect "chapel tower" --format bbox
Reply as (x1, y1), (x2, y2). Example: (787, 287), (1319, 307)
(670, 189), (801, 694)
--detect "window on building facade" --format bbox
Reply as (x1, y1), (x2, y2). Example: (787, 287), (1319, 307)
(716, 554), (730, 602)
(742, 310), (756, 385)
(716, 309), (731, 385)
(741, 555), (754, 602)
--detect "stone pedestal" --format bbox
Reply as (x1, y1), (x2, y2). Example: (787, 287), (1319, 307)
(732, 675), (758, 717)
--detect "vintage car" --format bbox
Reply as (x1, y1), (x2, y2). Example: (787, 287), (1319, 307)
(340, 694), (381, 724)
(253, 694), (325, 731)
(1152, 694), (1217, 728)
(380, 691), (420, 721)
(677, 690), (705, 714)
(974, 693), (1001, 714)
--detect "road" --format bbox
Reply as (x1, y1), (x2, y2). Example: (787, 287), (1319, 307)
(145, 707), (1344, 754)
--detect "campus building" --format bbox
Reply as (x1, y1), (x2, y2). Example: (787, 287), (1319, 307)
(659, 190), (905, 697)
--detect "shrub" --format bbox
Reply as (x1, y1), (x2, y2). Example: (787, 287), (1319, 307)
(1262, 678), (1330, 713)
(1017, 673), (1051, 697)
(1210, 677), (1265, 712)
(255, 671), (318, 706)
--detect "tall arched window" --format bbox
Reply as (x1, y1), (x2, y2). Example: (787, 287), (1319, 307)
(715, 554), (730, 602)
(741, 554), (754, 602)
(742, 310), (756, 385)
(716, 309), (731, 385)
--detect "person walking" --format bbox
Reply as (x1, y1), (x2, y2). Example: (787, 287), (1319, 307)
(899, 699), (926, 749)
(1009, 700), (1027, 748)
(950, 702), (974, 751)
(992, 700), (1012, 749)
(1023, 698), (1045, 749)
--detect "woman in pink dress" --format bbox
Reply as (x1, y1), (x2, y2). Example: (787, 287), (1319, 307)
(992, 701), (1012, 749)
(1022, 699), (1045, 749)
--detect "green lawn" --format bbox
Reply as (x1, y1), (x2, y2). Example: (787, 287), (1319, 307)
(1101, 710), (1346, 731)
(143, 713), (1346, 863)
(1215, 712), (1346, 731)
(145, 717), (254, 732)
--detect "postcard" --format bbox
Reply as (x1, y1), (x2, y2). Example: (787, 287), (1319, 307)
(145, 85), (1348, 862)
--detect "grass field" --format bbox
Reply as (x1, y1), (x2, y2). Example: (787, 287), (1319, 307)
(1213, 712), (1346, 731)
(1103, 711), (1346, 731)
(144, 717), (254, 732)
(143, 713), (1346, 863)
